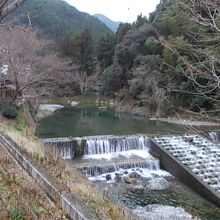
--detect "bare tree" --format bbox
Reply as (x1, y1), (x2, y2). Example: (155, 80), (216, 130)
(0, 26), (74, 104)
(0, 0), (26, 22)
(187, 0), (220, 33)
(155, 0), (220, 116)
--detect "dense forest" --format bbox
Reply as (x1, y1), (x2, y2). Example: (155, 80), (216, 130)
(7, 0), (112, 39)
(53, 0), (219, 118)
(2, 0), (220, 119)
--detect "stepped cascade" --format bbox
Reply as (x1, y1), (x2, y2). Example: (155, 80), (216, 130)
(77, 135), (160, 177)
(43, 135), (161, 177)
(80, 161), (160, 177)
(153, 134), (220, 193)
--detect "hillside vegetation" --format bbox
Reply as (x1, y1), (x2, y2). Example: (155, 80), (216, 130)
(2, 0), (220, 120)
(98, 0), (220, 118)
(7, 0), (112, 39)
(94, 14), (121, 32)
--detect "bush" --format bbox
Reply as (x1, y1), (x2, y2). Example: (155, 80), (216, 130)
(2, 105), (18, 119)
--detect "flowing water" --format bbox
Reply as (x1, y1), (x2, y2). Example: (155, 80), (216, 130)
(38, 103), (220, 219)
(43, 134), (220, 219)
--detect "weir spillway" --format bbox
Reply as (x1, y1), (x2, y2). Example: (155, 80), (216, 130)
(151, 133), (220, 207)
(42, 132), (220, 207)
(42, 135), (160, 176)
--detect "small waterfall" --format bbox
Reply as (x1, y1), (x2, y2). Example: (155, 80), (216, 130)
(42, 138), (74, 159)
(84, 135), (149, 155)
(80, 160), (159, 177)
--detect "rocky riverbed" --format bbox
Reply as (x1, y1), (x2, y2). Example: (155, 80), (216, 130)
(92, 167), (220, 220)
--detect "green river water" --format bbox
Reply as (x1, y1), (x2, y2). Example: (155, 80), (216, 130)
(37, 107), (185, 138)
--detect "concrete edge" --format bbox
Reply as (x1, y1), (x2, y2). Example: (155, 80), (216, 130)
(0, 133), (95, 220)
(149, 138), (220, 208)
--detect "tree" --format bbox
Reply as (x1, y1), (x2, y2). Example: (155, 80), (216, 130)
(153, 0), (220, 115)
(72, 28), (96, 94)
(0, 26), (72, 104)
(115, 23), (131, 44)
(0, 0), (26, 22)
(96, 33), (115, 71)
(100, 63), (124, 97)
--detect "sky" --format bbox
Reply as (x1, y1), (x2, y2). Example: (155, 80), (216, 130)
(64, 0), (161, 23)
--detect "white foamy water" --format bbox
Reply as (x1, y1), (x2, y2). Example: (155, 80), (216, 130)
(84, 135), (149, 155)
(134, 205), (199, 220)
(88, 167), (171, 182)
(154, 134), (220, 193)
(83, 149), (152, 160)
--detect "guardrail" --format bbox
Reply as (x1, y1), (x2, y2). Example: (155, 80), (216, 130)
(0, 133), (95, 220)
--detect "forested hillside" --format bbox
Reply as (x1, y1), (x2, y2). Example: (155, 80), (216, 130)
(94, 14), (121, 32)
(7, 0), (112, 39)
(99, 0), (220, 117)
(10, 0), (219, 118)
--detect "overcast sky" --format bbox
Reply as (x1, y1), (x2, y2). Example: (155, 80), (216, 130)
(64, 0), (160, 23)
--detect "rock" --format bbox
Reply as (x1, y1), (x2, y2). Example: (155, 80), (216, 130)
(124, 177), (137, 184)
(123, 170), (128, 174)
(151, 173), (160, 178)
(131, 185), (144, 192)
(114, 173), (123, 182)
(129, 172), (141, 178)
(70, 101), (79, 106)
(38, 104), (64, 112)
(106, 174), (111, 181)
(147, 178), (170, 190)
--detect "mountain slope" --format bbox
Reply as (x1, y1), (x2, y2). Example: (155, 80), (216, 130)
(8, 0), (112, 39)
(94, 13), (121, 32)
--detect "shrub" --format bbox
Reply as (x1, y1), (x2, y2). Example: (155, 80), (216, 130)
(2, 105), (18, 119)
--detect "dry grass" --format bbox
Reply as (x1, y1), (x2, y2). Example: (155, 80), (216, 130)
(66, 170), (138, 220)
(0, 143), (68, 219)
(0, 115), (138, 220)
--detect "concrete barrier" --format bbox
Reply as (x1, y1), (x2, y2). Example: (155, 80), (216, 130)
(0, 133), (96, 220)
(149, 138), (220, 208)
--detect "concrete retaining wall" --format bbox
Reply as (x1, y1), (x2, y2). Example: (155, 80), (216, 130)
(42, 137), (86, 158)
(149, 138), (220, 208)
(0, 133), (96, 220)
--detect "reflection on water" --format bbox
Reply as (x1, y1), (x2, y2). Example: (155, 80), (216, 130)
(37, 107), (185, 138)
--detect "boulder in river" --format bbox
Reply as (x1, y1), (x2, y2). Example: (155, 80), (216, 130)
(131, 185), (144, 192)
(124, 177), (137, 184)
(106, 174), (112, 181)
(114, 173), (123, 182)
(147, 178), (170, 190)
(129, 172), (141, 178)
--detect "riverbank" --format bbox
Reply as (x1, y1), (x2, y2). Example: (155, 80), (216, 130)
(0, 141), (67, 219)
(150, 118), (220, 127)
(0, 114), (138, 220)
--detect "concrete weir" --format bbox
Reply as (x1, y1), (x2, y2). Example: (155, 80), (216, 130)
(0, 133), (95, 220)
(43, 133), (220, 207)
(150, 134), (220, 208)
(42, 135), (149, 159)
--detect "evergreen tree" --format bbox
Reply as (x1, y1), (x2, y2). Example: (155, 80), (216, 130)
(96, 33), (116, 71)
(72, 28), (96, 94)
